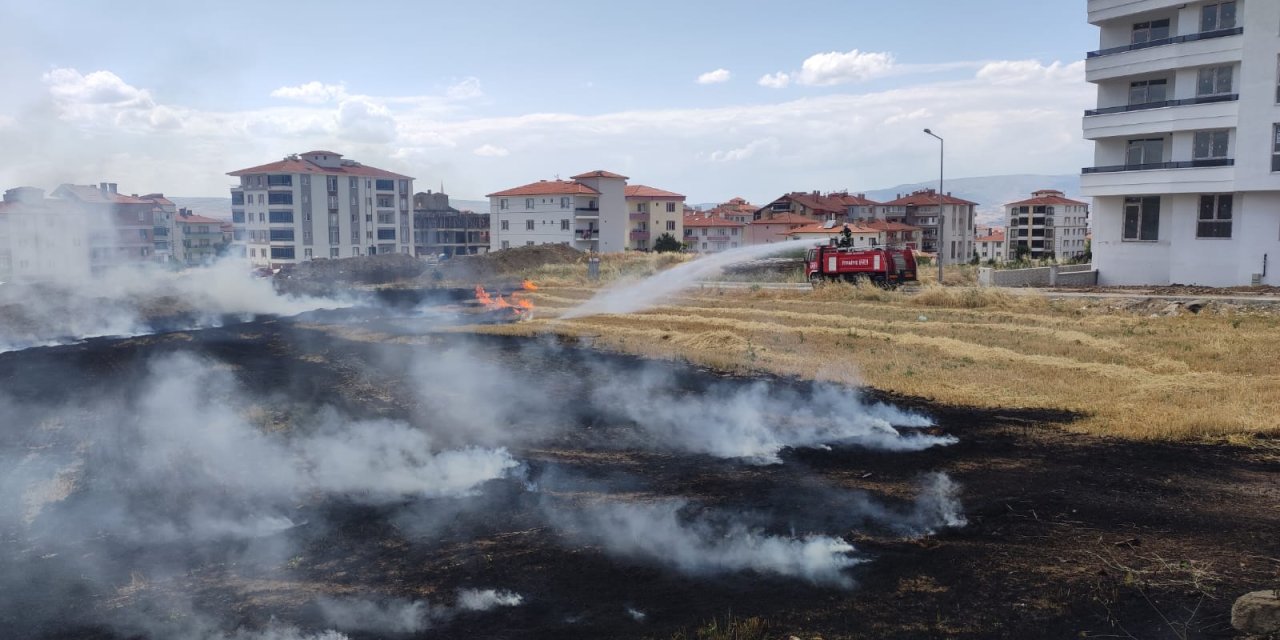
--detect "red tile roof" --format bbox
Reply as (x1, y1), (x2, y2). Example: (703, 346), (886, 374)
(570, 169), (629, 180)
(881, 189), (978, 207)
(227, 157), (411, 180)
(177, 214), (224, 225)
(977, 231), (1007, 243)
(751, 212), (815, 225)
(764, 191), (883, 216)
(1006, 190), (1088, 207)
(683, 215), (746, 228)
(138, 193), (174, 205)
(487, 180), (599, 198)
(787, 222), (880, 236)
(624, 184), (685, 199)
(861, 219), (921, 232)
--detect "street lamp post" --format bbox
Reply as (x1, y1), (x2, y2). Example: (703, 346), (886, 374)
(923, 128), (944, 285)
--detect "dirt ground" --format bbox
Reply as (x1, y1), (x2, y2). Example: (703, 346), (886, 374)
(3, 317), (1276, 640)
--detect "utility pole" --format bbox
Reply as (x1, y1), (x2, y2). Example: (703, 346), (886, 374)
(923, 128), (944, 284)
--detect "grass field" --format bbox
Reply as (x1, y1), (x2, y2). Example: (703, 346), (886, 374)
(467, 273), (1280, 444)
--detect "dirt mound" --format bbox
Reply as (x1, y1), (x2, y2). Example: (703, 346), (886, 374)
(438, 244), (582, 281)
(276, 253), (429, 295)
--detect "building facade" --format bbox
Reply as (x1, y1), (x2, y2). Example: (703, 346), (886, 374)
(1004, 190), (1090, 262)
(413, 191), (489, 258)
(228, 151), (414, 268)
(683, 213), (746, 253)
(976, 228), (1008, 263)
(877, 189), (977, 264)
(487, 171), (628, 253)
(174, 210), (225, 266)
(1082, 0), (1279, 285)
(624, 185), (686, 250)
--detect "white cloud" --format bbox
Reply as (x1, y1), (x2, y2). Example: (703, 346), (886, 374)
(335, 98), (396, 144)
(976, 60), (1086, 85)
(270, 81), (348, 104)
(445, 77), (484, 100)
(708, 138), (779, 163)
(472, 144), (509, 157)
(797, 49), (896, 86)
(696, 68), (732, 85)
(42, 68), (153, 107)
(758, 72), (791, 89)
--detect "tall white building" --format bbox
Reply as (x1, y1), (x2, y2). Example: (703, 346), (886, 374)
(1004, 190), (1091, 262)
(228, 151), (414, 267)
(487, 170), (628, 253)
(1082, 0), (1279, 286)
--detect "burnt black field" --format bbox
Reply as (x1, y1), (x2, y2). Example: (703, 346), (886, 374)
(0, 314), (1276, 640)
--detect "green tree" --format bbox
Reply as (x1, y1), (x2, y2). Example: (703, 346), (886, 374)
(1014, 244), (1031, 263)
(653, 232), (684, 253)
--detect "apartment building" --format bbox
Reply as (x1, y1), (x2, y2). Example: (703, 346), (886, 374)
(413, 191), (489, 258)
(1082, 0), (1279, 285)
(1004, 190), (1091, 262)
(487, 170), (628, 252)
(138, 193), (178, 263)
(754, 191), (880, 222)
(746, 213), (814, 245)
(705, 197), (756, 223)
(174, 210), (225, 266)
(50, 183), (159, 270)
(877, 189), (977, 264)
(976, 228), (1008, 263)
(0, 187), (94, 282)
(624, 184), (686, 250)
(228, 151), (414, 268)
(785, 222), (884, 248)
(683, 213), (746, 254)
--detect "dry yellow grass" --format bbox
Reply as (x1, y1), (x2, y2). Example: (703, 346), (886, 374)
(476, 282), (1280, 443)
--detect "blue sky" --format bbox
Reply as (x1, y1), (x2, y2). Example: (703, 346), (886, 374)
(0, 1), (1098, 203)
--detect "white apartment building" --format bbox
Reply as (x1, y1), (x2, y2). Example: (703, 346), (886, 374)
(228, 151), (414, 267)
(1004, 190), (1091, 262)
(624, 184), (685, 250)
(976, 228), (1008, 263)
(683, 213), (746, 254)
(877, 189), (977, 264)
(487, 170), (628, 253)
(1082, 0), (1279, 285)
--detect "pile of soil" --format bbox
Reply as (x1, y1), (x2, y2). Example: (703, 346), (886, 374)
(275, 253), (429, 296)
(436, 244), (582, 281)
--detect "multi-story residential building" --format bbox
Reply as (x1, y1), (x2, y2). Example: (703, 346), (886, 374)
(624, 184), (686, 250)
(746, 213), (815, 245)
(413, 190), (489, 258)
(228, 151), (414, 268)
(976, 228), (1008, 263)
(487, 170), (628, 252)
(0, 187), (93, 282)
(785, 222), (884, 248)
(862, 219), (923, 249)
(877, 189), (977, 264)
(1004, 190), (1091, 262)
(174, 210), (225, 266)
(683, 213), (746, 253)
(138, 193), (177, 263)
(1082, 0), (1279, 285)
(754, 191), (881, 222)
(705, 197), (756, 223)
(50, 183), (159, 270)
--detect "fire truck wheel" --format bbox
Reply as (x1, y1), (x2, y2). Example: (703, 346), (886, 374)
(809, 274), (824, 288)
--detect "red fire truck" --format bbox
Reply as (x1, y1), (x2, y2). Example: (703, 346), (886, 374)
(804, 242), (918, 288)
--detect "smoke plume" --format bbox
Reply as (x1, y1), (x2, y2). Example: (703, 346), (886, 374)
(457, 588), (524, 611)
(316, 597), (436, 634)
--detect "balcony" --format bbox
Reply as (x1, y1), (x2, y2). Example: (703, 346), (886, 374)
(575, 230), (599, 240)
(1088, 0), (1185, 25)
(575, 208), (599, 219)
(1080, 159), (1235, 196)
(1082, 158), (1233, 174)
(1083, 94), (1239, 140)
(629, 212), (648, 220)
(1085, 28), (1242, 83)
(630, 230), (650, 241)
(1085, 93), (1236, 116)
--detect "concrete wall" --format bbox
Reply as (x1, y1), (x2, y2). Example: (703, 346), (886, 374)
(979, 264), (1097, 287)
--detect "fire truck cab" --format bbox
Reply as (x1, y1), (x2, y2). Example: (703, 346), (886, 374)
(804, 241), (918, 289)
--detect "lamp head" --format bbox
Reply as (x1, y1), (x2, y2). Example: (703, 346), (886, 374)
(923, 128), (932, 134)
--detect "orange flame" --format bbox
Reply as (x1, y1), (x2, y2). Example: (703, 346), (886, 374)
(474, 285), (494, 306)
(522, 279), (539, 291)
(516, 298), (535, 310)
(494, 295), (511, 309)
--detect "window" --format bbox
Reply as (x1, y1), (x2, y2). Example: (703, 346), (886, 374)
(500, 199), (508, 210)
(257, 194), (264, 204)
(377, 229), (396, 240)
(1193, 130), (1230, 159)
(666, 220), (676, 231)
(525, 198), (535, 209)
(560, 219), (569, 231)
(269, 229), (295, 242)
(666, 202), (676, 213)
(1201, 1), (1236, 31)
(1129, 79), (1168, 104)
(1126, 138), (1164, 165)
(270, 246), (296, 260)
(1131, 19), (1170, 44)
(268, 210), (294, 224)
(330, 248), (339, 258)
(329, 228), (340, 244)
(501, 241), (510, 249)
(231, 192), (245, 206)
(1197, 195), (1232, 238)
(375, 179), (395, 191)
(326, 176), (338, 192)
(501, 220), (510, 231)
(1197, 66), (1233, 96)
(560, 197), (570, 209)
(268, 192), (293, 205)
(376, 194), (394, 208)
(1273, 124), (1280, 172)
(232, 211), (245, 223)
(377, 211), (395, 224)
(1123, 196), (1160, 241)
(267, 175), (292, 187)
(303, 248), (312, 259)
(525, 220), (535, 231)
(526, 241), (535, 246)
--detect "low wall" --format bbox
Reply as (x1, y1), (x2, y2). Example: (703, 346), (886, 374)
(978, 265), (1097, 288)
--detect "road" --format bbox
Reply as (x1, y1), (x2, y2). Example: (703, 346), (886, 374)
(695, 281), (1280, 304)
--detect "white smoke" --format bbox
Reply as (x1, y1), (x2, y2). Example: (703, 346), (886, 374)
(456, 588), (524, 611)
(558, 498), (860, 587)
(316, 597), (435, 634)
(562, 242), (805, 318)
(591, 365), (951, 463)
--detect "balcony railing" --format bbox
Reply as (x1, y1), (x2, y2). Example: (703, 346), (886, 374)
(1086, 27), (1242, 58)
(575, 230), (599, 240)
(630, 230), (650, 241)
(629, 212), (647, 220)
(1085, 93), (1238, 116)
(575, 207), (599, 214)
(1082, 158), (1234, 174)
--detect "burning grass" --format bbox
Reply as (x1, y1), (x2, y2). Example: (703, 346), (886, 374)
(478, 283), (1280, 443)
